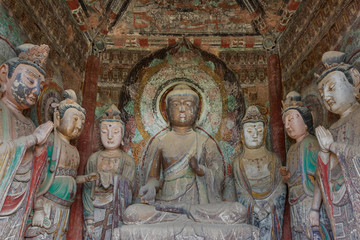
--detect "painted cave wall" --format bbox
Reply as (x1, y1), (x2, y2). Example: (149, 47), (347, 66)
(280, 0), (360, 129)
(0, 0), (89, 125)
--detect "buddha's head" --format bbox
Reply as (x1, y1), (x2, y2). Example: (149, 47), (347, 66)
(282, 91), (313, 142)
(316, 51), (360, 116)
(55, 90), (86, 141)
(0, 44), (50, 110)
(241, 106), (266, 149)
(99, 104), (125, 150)
(165, 84), (199, 128)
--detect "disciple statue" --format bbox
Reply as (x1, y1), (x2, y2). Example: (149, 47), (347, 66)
(313, 51), (360, 239)
(233, 106), (286, 240)
(24, 90), (96, 239)
(83, 105), (135, 240)
(280, 92), (332, 240)
(117, 84), (257, 239)
(0, 44), (54, 239)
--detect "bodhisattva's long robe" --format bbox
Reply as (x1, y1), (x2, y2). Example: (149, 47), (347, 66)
(25, 134), (80, 240)
(317, 106), (360, 239)
(287, 134), (332, 240)
(0, 100), (47, 240)
(83, 150), (135, 240)
(233, 150), (286, 240)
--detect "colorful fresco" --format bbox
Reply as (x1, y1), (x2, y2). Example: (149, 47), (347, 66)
(0, 5), (27, 48)
(114, 39), (244, 192)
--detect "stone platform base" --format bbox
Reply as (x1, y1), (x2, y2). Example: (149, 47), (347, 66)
(113, 220), (259, 240)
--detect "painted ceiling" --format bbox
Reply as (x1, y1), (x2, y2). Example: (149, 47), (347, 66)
(66, 0), (302, 49)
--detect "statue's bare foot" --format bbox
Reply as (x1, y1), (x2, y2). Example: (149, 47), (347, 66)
(155, 203), (187, 214)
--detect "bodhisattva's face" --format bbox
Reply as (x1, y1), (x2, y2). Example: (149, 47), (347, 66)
(243, 122), (265, 149)
(3, 63), (44, 110)
(318, 71), (356, 115)
(283, 110), (307, 141)
(167, 95), (198, 127)
(57, 108), (85, 140)
(100, 121), (123, 150)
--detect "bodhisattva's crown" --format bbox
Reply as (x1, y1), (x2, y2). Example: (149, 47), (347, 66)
(281, 91), (304, 111)
(100, 104), (123, 123)
(241, 105), (266, 125)
(17, 44), (50, 71)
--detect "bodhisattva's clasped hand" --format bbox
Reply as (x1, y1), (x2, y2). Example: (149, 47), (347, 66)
(315, 126), (334, 152)
(279, 166), (290, 184)
(33, 121), (54, 146)
(309, 209), (320, 227)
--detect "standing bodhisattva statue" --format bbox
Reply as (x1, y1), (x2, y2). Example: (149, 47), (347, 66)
(83, 105), (135, 240)
(314, 51), (360, 239)
(280, 92), (332, 240)
(0, 44), (54, 239)
(25, 90), (97, 239)
(234, 106), (286, 240)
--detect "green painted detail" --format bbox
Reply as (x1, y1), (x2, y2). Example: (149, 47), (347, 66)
(132, 128), (143, 143)
(95, 104), (112, 119)
(0, 6), (27, 46)
(124, 100), (135, 115)
(219, 141), (235, 163)
(204, 61), (215, 70)
(149, 58), (164, 68)
(227, 95), (237, 112)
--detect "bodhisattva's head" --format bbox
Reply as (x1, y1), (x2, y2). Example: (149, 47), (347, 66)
(55, 90), (86, 141)
(282, 91), (313, 142)
(165, 84), (199, 128)
(0, 44), (49, 111)
(99, 105), (125, 150)
(316, 52), (360, 117)
(241, 106), (266, 149)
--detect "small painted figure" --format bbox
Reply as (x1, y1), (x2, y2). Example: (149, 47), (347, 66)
(83, 105), (135, 240)
(314, 51), (360, 239)
(25, 90), (96, 240)
(280, 91), (332, 240)
(0, 44), (54, 239)
(233, 105), (286, 240)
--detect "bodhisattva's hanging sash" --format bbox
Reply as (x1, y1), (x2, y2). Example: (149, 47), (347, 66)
(37, 119), (61, 197)
(0, 100), (28, 211)
(0, 100), (48, 238)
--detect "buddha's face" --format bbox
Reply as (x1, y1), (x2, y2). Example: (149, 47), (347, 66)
(57, 108), (85, 140)
(100, 121), (123, 150)
(318, 71), (356, 115)
(283, 109), (307, 141)
(243, 121), (265, 149)
(3, 63), (44, 110)
(167, 95), (198, 127)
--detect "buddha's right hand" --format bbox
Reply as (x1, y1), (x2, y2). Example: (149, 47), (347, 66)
(33, 121), (54, 146)
(139, 180), (158, 204)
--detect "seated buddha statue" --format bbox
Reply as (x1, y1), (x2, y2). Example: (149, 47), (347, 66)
(115, 84), (258, 240)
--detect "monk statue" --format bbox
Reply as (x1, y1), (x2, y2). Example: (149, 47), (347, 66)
(82, 105), (135, 240)
(0, 44), (54, 239)
(280, 92), (332, 240)
(117, 84), (258, 239)
(313, 51), (360, 239)
(233, 105), (286, 240)
(24, 90), (97, 239)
